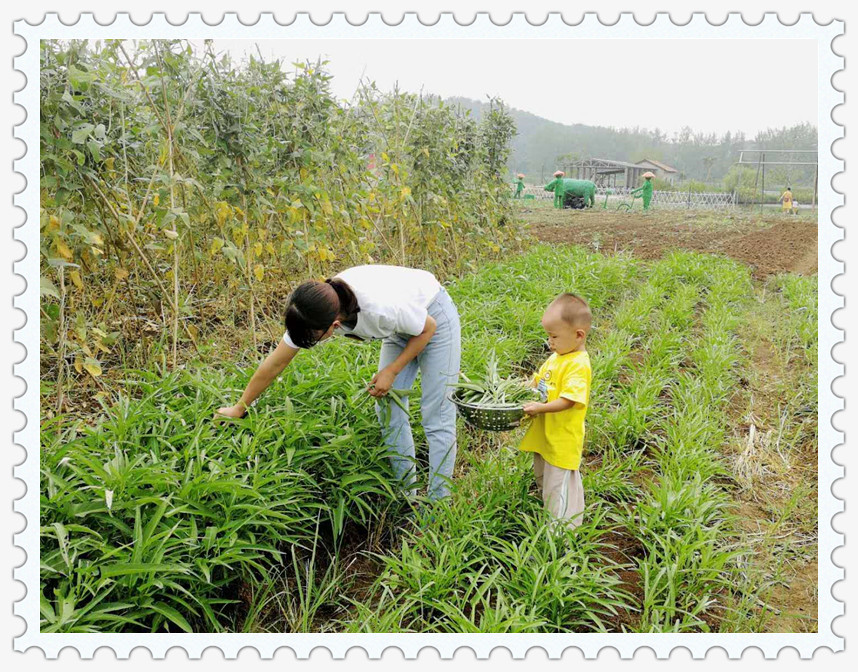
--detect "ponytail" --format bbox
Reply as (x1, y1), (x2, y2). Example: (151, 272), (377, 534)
(325, 278), (360, 324)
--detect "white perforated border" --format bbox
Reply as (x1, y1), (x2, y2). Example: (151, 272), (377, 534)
(11, 11), (844, 660)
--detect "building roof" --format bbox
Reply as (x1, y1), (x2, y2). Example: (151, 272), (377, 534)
(636, 158), (678, 173)
(563, 158), (653, 174)
(566, 158), (645, 169)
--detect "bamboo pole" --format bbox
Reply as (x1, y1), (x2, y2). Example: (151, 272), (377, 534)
(154, 42), (180, 369)
(55, 264), (66, 415)
(239, 179), (258, 352)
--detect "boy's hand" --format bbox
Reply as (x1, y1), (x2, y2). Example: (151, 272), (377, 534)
(369, 368), (396, 398)
(214, 403), (247, 422)
(522, 402), (544, 417)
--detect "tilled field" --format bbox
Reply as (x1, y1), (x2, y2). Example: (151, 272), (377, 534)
(525, 208), (818, 279)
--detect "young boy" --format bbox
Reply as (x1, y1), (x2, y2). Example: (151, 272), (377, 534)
(519, 293), (592, 528)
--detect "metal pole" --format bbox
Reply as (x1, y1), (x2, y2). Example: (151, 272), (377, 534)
(812, 164), (818, 208)
(753, 153), (762, 194)
(760, 153), (765, 214)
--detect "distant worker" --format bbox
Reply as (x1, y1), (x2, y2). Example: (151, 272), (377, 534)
(545, 171), (567, 208)
(780, 186), (793, 213)
(630, 171), (655, 210)
(513, 173), (526, 199)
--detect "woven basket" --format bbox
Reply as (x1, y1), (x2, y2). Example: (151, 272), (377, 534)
(449, 391), (529, 432)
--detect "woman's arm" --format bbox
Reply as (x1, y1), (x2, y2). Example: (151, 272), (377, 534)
(216, 339), (300, 418)
(369, 315), (437, 397)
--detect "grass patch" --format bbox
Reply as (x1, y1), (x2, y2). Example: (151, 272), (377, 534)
(40, 245), (817, 633)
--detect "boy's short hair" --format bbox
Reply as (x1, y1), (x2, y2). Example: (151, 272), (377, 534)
(552, 293), (592, 331)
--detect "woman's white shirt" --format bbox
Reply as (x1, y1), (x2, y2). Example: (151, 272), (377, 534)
(283, 265), (441, 348)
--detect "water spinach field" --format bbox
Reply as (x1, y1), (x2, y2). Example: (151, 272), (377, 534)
(40, 244), (818, 634)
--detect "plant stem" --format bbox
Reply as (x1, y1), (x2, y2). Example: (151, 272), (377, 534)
(154, 41), (180, 370)
(55, 264), (66, 415)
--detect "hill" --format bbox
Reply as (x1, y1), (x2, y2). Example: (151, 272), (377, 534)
(446, 97), (817, 186)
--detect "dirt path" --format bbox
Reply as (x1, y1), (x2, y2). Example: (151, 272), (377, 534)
(725, 293), (820, 632)
(525, 209), (818, 279)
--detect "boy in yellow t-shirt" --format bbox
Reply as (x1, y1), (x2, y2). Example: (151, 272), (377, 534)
(519, 293), (592, 529)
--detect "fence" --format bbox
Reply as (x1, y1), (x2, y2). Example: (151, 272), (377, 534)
(513, 184), (736, 210)
(648, 190), (736, 209)
(516, 185), (554, 201)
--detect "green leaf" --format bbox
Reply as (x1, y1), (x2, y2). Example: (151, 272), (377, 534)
(150, 602), (193, 632)
(86, 139), (102, 162)
(46, 258), (80, 269)
(71, 123), (95, 145)
(40, 275), (60, 299)
(40, 593), (57, 623)
(99, 563), (192, 579)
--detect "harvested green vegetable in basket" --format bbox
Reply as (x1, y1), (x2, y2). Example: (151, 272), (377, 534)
(450, 351), (539, 407)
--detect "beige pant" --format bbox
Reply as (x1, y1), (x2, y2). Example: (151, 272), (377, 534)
(533, 453), (585, 528)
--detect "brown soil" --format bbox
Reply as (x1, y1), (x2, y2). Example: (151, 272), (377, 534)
(766, 560), (819, 632)
(525, 209), (817, 279)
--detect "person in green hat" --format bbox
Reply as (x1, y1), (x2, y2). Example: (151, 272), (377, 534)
(545, 171), (567, 209)
(630, 171), (655, 210)
(513, 173), (526, 199)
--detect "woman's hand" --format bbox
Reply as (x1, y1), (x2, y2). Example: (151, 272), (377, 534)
(212, 341), (299, 425)
(214, 403), (247, 421)
(368, 368), (397, 398)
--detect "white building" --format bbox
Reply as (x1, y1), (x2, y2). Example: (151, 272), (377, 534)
(635, 158), (680, 184)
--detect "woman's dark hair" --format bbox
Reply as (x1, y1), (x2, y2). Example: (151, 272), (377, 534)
(284, 278), (360, 348)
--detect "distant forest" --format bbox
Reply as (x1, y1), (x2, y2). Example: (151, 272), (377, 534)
(447, 97), (818, 187)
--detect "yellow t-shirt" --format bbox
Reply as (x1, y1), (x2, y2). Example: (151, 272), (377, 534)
(519, 350), (591, 470)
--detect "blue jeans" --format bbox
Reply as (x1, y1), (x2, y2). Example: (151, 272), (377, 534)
(376, 288), (461, 500)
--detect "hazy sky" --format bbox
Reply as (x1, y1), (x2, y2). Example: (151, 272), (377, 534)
(194, 38), (817, 137)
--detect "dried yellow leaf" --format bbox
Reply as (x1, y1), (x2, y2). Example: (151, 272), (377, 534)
(83, 358), (102, 378)
(55, 239), (73, 261)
